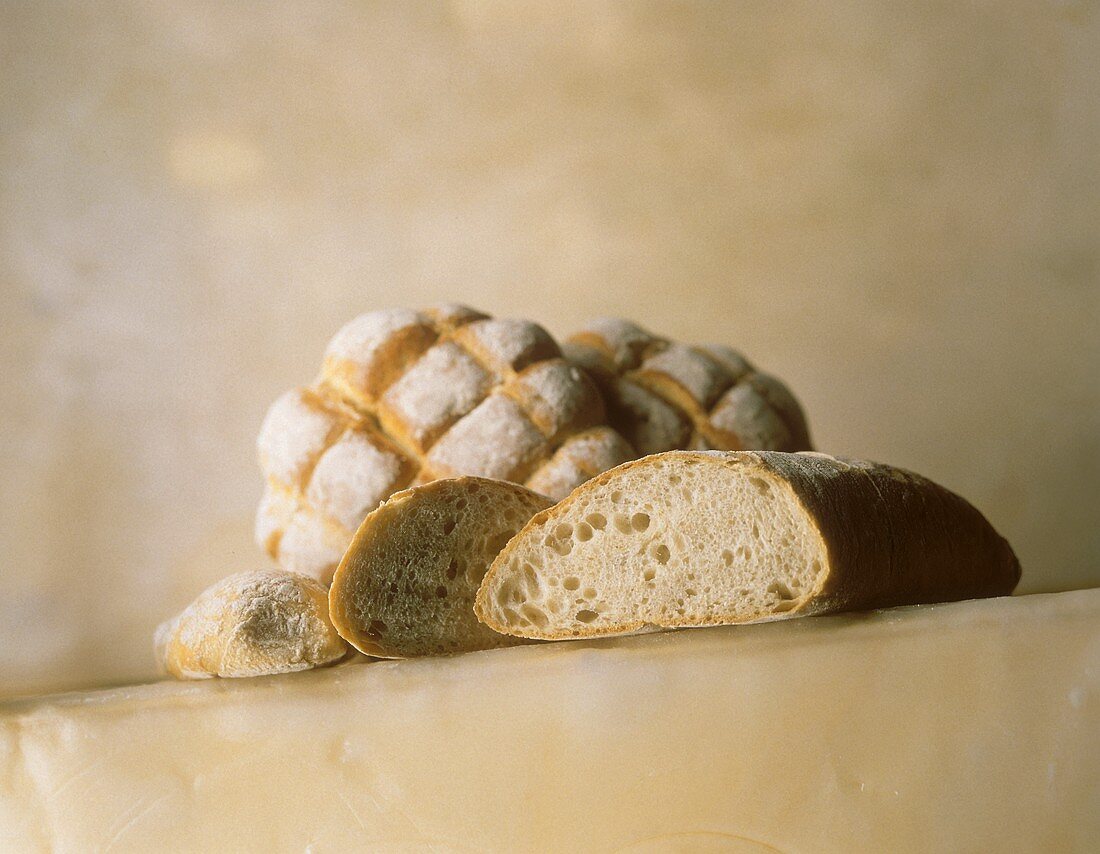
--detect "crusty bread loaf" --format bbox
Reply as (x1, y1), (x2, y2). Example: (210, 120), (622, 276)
(564, 319), (811, 455)
(476, 450), (1021, 639)
(257, 305), (634, 582)
(156, 570), (348, 678)
(329, 477), (551, 658)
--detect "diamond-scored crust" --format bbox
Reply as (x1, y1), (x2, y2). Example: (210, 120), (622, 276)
(525, 427), (635, 500)
(564, 319), (812, 456)
(377, 341), (492, 454)
(257, 305), (635, 581)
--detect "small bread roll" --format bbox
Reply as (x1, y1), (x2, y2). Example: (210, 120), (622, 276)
(564, 318), (811, 455)
(476, 451), (1021, 640)
(329, 477), (551, 658)
(156, 570), (348, 679)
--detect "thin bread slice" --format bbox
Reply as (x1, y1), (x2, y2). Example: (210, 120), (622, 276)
(329, 477), (552, 657)
(475, 450), (1021, 639)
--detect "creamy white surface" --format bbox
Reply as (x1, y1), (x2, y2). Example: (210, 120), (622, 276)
(2, 591), (1098, 852)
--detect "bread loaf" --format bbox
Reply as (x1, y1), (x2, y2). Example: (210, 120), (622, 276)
(329, 477), (551, 658)
(156, 570), (348, 678)
(564, 318), (811, 455)
(257, 305), (634, 581)
(476, 450), (1021, 639)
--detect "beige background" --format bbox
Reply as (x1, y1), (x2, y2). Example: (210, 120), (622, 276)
(1, 1), (1097, 697)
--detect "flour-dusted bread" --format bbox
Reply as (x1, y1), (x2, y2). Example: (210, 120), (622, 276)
(329, 477), (551, 658)
(564, 319), (811, 455)
(257, 305), (635, 582)
(476, 451), (1021, 639)
(156, 570), (348, 678)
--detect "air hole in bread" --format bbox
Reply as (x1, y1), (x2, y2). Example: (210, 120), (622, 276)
(583, 587), (597, 599)
(555, 523), (574, 541)
(442, 518), (456, 536)
(521, 604), (548, 628)
(669, 474), (681, 485)
(435, 585), (447, 598)
(610, 491), (623, 502)
(613, 513), (632, 534)
(643, 568), (656, 582)
(768, 581), (795, 601)
(631, 513), (650, 532)
(575, 609), (598, 623)
(721, 549), (734, 566)
(503, 584), (523, 605)
(750, 477), (770, 494)
(586, 513), (607, 530)
(445, 560), (459, 580)
(563, 576), (580, 591)
(551, 538), (573, 556)
(651, 543), (670, 564)
(368, 620), (387, 637)
(686, 588), (697, 597)
(575, 522), (594, 542)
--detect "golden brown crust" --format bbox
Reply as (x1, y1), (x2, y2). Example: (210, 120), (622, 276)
(156, 570), (349, 679)
(756, 452), (1021, 613)
(563, 320), (812, 455)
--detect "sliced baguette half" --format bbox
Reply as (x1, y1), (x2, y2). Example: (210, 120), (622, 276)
(475, 450), (1021, 639)
(329, 477), (552, 657)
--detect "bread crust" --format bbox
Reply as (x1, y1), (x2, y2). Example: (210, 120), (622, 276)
(476, 450), (1021, 639)
(564, 320), (812, 455)
(157, 570), (349, 678)
(758, 451), (1020, 613)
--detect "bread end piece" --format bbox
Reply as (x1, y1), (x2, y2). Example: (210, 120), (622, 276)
(476, 450), (1020, 640)
(329, 477), (552, 658)
(157, 570), (349, 679)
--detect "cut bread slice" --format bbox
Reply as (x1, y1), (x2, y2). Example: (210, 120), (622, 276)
(329, 477), (552, 657)
(475, 450), (1021, 639)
